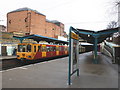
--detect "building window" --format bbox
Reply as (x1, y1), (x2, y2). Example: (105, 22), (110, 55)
(9, 20), (11, 24)
(25, 17), (27, 22)
(45, 29), (47, 34)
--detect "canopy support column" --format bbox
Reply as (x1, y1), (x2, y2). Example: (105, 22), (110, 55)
(20, 39), (24, 43)
(93, 37), (98, 64)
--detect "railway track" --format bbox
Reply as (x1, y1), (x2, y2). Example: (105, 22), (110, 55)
(1, 55), (68, 71)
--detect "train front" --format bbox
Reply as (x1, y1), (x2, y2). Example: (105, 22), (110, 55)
(17, 43), (34, 61)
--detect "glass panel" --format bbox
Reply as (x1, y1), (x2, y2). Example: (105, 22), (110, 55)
(47, 46), (50, 52)
(34, 46), (36, 52)
(42, 46), (46, 52)
(18, 45), (31, 52)
(27, 44), (31, 52)
(50, 47), (53, 51)
(18, 45), (26, 52)
(38, 46), (41, 52)
(53, 47), (56, 51)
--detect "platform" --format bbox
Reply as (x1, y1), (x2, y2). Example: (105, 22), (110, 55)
(2, 52), (118, 88)
(0, 56), (16, 61)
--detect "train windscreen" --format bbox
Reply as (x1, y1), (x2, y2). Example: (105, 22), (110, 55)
(18, 44), (31, 52)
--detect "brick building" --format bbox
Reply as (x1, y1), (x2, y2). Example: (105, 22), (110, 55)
(7, 7), (67, 38)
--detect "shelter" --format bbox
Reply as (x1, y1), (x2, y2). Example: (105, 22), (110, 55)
(70, 27), (119, 64)
(13, 34), (68, 45)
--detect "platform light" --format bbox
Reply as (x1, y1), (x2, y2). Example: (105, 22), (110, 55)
(88, 35), (90, 37)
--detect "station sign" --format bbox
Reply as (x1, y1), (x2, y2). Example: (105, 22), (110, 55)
(70, 39), (79, 73)
(70, 32), (79, 74)
(71, 32), (79, 40)
(68, 27), (79, 85)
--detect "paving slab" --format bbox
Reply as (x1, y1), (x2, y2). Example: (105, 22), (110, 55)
(2, 52), (118, 88)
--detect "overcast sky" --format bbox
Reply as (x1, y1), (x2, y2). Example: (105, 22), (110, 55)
(0, 0), (118, 33)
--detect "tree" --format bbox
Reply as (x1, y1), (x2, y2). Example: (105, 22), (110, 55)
(107, 21), (118, 29)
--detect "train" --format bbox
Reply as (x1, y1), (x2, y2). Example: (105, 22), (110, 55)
(16, 43), (68, 61)
(16, 42), (94, 62)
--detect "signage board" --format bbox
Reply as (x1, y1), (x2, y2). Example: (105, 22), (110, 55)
(68, 28), (79, 85)
(70, 32), (79, 73)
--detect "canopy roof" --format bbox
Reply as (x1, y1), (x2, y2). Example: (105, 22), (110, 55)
(13, 34), (68, 45)
(71, 27), (119, 44)
(8, 7), (45, 16)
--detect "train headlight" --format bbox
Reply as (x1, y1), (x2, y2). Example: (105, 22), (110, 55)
(28, 56), (31, 58)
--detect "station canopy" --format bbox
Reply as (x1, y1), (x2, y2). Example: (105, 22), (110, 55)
(13, 34), (68, 44)
(71, 27), (119, 44)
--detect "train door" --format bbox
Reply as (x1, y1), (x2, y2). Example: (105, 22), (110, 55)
(41, 45), (46, 57)
(46, 45), (51, 57)
(65, 46), (68, 55)
(50, 45), (56, 56)
(61, 46), (64, 55)
(59, 46), (62, 56)
(53, 46), (56, 56)
(33, 45), (37, 59)
(34, 44), (42, 59)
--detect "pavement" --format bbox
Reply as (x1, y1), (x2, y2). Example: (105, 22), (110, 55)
(1, 52), (119, 88)
(0, 56), (16, 61)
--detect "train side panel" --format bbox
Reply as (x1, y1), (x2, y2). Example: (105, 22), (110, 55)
(33, 44), (42, 60)
(17, 43), (68, 61)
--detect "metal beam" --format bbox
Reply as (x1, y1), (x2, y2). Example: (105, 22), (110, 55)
(77, 30), (94, 36)
(68, 27), (72, 85)
(20, 39), (24, 43)
(98, 30), (118, 36)
(94, 37), (98, 64)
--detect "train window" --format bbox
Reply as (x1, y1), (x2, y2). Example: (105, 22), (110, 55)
(34, 46), (36, 52)
(42, 46), (46, 52)
(50, 47), (53, 51)
(45, 46), (47, 52)
(61, 47), (64, 51)
(59, 47), (61, 51)
(47, 46), (50, 52)
(56, 47), (59, 51)
(18, 45), (21, 52)
(18, 45), (26, 52)
(27, 44), (31, 52)
(42, 46), (44, 52)
(38, 46), (41, 52)
(53, 47), (56, 51)
(64, 47), (67, 51)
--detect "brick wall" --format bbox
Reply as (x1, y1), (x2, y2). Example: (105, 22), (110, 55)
(46, 22), (54, 38)
(7, 8), (66, 39)
(30, 11), (46, 36)
(7, 11), (28, 33)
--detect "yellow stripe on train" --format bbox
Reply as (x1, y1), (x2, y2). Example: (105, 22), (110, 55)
(42, 45), (46, 57)
(42, 52), (46, 57)
(56, 51), (59, 55)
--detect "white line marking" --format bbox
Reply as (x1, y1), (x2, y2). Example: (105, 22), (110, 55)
(18, 67), (28, 70)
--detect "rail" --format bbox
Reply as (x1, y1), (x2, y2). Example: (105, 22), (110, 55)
(102, 41), (120, 64)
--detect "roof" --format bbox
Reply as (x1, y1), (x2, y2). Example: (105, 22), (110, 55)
(71, 27), (119, 44)
(8, 7), (45, 16)
(13, 34), (68, 45)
